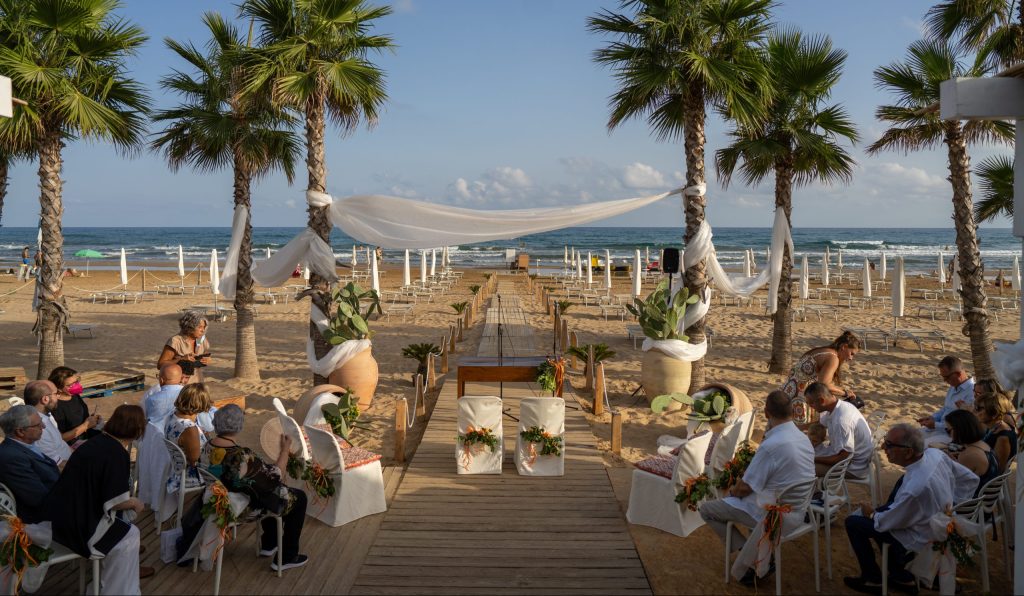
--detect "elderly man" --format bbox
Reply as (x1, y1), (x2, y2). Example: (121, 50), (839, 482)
(0, 405), (60, 522)
(699, 390), (815, 585)
(23, 380), (73, 466)
(844, 423), (978, 593)
(143, 363), (215, 432)
(918, 355), (974, 430)
(804, 381), (873, 478)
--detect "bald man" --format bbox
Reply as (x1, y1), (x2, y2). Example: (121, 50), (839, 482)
(23, 380), (72, 466)
(143, 364), (215, 431)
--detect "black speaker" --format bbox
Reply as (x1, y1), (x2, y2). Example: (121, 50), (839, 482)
(661, 248), (681, 274)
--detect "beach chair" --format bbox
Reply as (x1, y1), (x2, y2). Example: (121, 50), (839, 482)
(891, 328), (947, 352)
(303, 424), (387, 527)
(164, 439), (206, 532)
(456, 396), (504, 474)
(841, 327), (892, 351)
(810, 455), (854, 579)
(68, 323), (97, 338)
(950, 472), (1013, 593)
(0, 483), (100, 595)
(382, 302), (414, 322)
(515, 397), (565, 476)
(625, 430), (713, 537)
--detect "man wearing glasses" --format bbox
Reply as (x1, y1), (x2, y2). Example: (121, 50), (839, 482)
(843, 423), (978, 594)
(0, 404), (61, 522)
(23, 380), (73, 466)
(917, 355), (974, 431)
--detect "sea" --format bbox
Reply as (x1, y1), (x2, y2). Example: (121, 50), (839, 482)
(0, 226), (1020, 275)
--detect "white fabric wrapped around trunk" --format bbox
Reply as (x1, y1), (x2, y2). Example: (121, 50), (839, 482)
(217, 204), (247, 299)
(641, 337), (708, 362)
(306, 303), (372, 377)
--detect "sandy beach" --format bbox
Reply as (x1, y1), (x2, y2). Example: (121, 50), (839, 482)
(0, 265), (1015, 593)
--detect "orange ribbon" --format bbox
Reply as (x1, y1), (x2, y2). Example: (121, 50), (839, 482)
(1, 515), (38, 593)
(756, 503), (793, 566)
(202, 483), (234, 562)
(547, 358), (565, 395)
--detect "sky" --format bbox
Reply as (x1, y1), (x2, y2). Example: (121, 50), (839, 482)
(1, 0), (1015, 228)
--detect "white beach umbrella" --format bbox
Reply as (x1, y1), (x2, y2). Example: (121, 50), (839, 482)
(821, 253), (830, 287)
(837, 249), (843, 272)
(645, 246), (650, 264)
(742, 250), (752, 277)
(892, 256), (905, 329)
(351, 245), (357, 267)
(441, 246), (448, 269)
(564, 246), (568, 265)
(430, 248), (436, 276)
(302, 265), (310, 281)
(879, 252), (887, 280)
(570, 247), (576, 268)
(119, 248), (128, 287)
(265, 247), (271, 260)
(370, 250), (380, 293)
(210, 249), (221, 295)
(586, 251), (593, 285)
(36, 227), (42, 249)
(604, 249), (612, 289)
(420, 250), (427, 285)
(403, 249), (411, 286)
(633, 249), (642, 297)
(950, 255), (960, 292)
(1012, 255), (1022, 291)
(177, 245), (185, 279)
(576, 254), (582, 279)
(938, 252), (947, 285)
(862, 258), (872, 298)
(799, 254), (809, 300)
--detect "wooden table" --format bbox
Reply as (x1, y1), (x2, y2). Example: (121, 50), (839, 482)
(456, 356), (562, 398)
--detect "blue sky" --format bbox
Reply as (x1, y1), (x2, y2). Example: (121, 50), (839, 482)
(2, 0), (1013, 228)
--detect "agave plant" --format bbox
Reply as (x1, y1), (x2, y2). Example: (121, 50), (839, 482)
(555, 299), (573, 314)
(468, 284), (481, 295)
(566, 343), (616, 363)
(322, 282), (382, 344)
(321, 389), (361, 440)
(450, 301), (469, 315)
(401, 342), (440, 384)
(625, 280), (700, 341)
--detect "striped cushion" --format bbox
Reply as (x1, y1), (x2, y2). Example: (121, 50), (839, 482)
(634, 455), (675, 479)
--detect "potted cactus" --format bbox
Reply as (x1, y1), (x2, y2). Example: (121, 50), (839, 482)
(652, 383), (752, 435)
(321, 282), (383, 408)
(625, 280), (700, 407)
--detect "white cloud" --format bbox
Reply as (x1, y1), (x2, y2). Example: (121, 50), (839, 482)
(284, 199), (297, 209)
(900, 17), (927, 38)
(872, 162), (947, 192)
(487, 166), (531, 188)
(394, 0), (415, 14)
(621, 162), (666, 188)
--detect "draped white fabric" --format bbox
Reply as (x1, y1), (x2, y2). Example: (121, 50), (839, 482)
(642, 337), (708, 362)
(306, 302), (372, 377)
(217, 205), (247, 299)
(249, 226), (338, 292)
(318, 190), (680, 249)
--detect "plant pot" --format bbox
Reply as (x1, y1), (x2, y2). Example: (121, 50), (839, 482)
(293, 384), (348, 427)
(685, 382), (753, 436)
(641, 348), (692, 411)
(328, 347), (378, 409)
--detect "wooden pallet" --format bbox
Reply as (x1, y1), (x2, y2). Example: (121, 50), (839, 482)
(79, 369), (146, 398)
(0, 366), (27, 392)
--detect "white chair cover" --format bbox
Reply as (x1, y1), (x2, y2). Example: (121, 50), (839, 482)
(272, 398), (311, 461)
(456, 396), (504, 475)
(303, 425), (387, 527)
(626, 431), (713, 537)
(515, 397), (565, 476)
(707, 411), (754, 477)
(301, 392), (342, 428)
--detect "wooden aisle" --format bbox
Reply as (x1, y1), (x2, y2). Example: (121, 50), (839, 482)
(350, 278), (651, 594)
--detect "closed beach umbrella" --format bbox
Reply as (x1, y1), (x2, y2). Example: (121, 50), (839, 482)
(938, 253), (946, 285)
(799, 254), (809, 300)
(645, 246), (650, 264)
(74, 249), (103, 277)
(177, 246), (186, 278)
(879, 251), (887, 280)
(265, 247), (271, 260)
(604, 249), (612, 289)
(210, 249), (221, 295)
(1012, 256), (1021, 291)
(430, 248), (436, 276)
(633, 249), (642, 296)
(403, 249), (411, 286)
(821, 253), (830, 287)
(441, 246), (448, 269)
(303, 265), (310, 281)
(837, 249), (843, 272)
(576, 254), (582, 279)
(119, 248), (128, 287)
(36, 227), (42, 249)
(892, 256), (905, 328)
(570, 247), (576, 268)
(419, 250), (427, 285)
(564, 246), (568, 265)
(370, 251), (380, 293)
(351, 245), (357, 267)
(862, 258), (872, 298)
(586, 251), (593, 285)
(743, 250), (752, 277)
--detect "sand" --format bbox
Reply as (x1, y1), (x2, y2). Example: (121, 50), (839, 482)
(0, 265), (1015, 594)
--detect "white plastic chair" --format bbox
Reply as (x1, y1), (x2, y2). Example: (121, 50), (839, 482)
(846, 430), (884, 506)
(304, 424), (387, 526)
(272, 398), (313, 490)
(625, 431), (713, 537)
(456, 396), (504, 475)
(0, 482), (100, 595)
(948, 471), (1012, 594)
(809, 455), (853, 579)
(192, 468), (284, 595)
(724, 477), (820, 594)
(515, 397), (566, 476)
(163, 439), (205, 531)
(865, 410), (887, 434)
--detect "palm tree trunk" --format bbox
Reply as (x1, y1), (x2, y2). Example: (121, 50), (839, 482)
(232, 156), (260, 380)
(768, 156), (795, 374)
(35, 125), (67, 379)
(682, 87), (708, 392)
(305, 88), (333, 385)
(944, 122), (996, 381)
(0, 157), (8, 226)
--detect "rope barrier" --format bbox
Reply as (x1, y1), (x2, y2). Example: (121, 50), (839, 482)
(64, 270), (143, 294)
(144, 265), (200, 284)
(0, 280), (34, 298)
(404, 375), (421, 430)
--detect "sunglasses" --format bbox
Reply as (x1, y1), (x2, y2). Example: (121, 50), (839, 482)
(883, 439), (910, 450)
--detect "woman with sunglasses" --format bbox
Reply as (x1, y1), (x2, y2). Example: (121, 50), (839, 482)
(944, 409), (998, 495)
(974, 392), (1017, 472)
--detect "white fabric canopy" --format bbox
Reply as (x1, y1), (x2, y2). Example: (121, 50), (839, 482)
(119, 248), (128, 286)
(315, 189), (680, 249)
(248, 226), (337, 294)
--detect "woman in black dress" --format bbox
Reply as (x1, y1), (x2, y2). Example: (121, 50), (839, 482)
(48, 366), (101, 444)
(46, 405), (147, 595)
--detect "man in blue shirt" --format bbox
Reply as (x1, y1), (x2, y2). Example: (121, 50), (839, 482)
(918, 355), (974, 429)
(143, 364), (215, 431)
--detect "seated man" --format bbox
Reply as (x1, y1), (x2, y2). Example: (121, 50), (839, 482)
(917, 355), (974, 431)
(23, 380), (73, 467)
(804, 382), (872, 478)
(844, 423), (978, 593)
(142, 363), (215, 432)
(0, 405), (61, 522)
(699, 390), (814, 585)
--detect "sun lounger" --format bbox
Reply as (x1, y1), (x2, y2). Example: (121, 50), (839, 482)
(600, 303), (627, 321)
(916, 304), (956, 321)
(68, 324), (97, 338)
(383, 303), (415, 322)
(842, 327), (892, 351)
(892, 328), (947, 353)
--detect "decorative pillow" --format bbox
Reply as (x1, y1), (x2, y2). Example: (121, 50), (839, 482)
(341, 445), (382, 470)
(635, 455), (675, 479)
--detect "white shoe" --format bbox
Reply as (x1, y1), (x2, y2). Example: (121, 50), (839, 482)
(271, 554), (308, 572)
(258, 547), (277, 557)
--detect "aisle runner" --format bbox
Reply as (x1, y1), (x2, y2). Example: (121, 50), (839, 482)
(351, 276), (651, 594)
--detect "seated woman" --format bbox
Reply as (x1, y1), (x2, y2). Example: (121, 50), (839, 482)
(46, 405), (149, 595)
(48, 366), (101, 445)
(944, 409), (998, 494)
(974, 379), (1017, 428)
(165, 384), (211, 494)
(974, 393), (1017, 472)
(158, 311), (211, 383)
(201, 405), (309, 571)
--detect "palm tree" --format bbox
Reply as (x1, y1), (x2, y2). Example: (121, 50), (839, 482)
(715, 29), (858, 374)
(588, 0), (774, 390)
(0, 0), (37, 227)
(973, 155), (1014, 222)
(0, 0), (150, 378)
(151, 12), (300, 380)
(240, 0), (393, 383)
(869, 39), (1014, 381)
(925, 0), (1023, 69)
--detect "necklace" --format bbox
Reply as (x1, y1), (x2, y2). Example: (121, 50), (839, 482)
(103, 431), (131, 451)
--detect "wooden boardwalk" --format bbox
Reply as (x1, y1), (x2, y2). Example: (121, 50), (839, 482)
(351, 281), (651, 594)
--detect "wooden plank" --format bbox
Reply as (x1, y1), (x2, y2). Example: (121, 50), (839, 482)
(0, 366), (27, 391)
